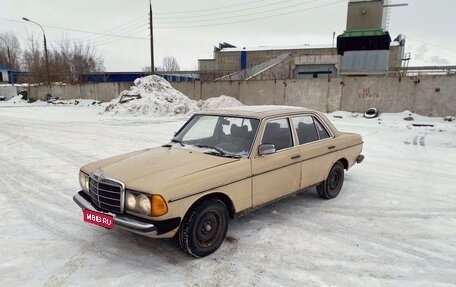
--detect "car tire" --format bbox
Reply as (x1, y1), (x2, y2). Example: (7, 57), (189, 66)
(178, 199), (229, 258)
(316, 161), (344, 199)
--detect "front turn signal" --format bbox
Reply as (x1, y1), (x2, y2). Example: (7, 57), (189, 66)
(151, 195), (168, 217)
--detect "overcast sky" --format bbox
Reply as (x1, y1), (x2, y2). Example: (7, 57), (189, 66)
(1, 0), (455, 71)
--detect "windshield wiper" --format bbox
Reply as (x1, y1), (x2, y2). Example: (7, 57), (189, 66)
(194, 144), (225, 155)
(194, 144), (241, 159)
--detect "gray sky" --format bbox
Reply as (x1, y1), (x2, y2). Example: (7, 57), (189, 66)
(1, 0), (455, 71)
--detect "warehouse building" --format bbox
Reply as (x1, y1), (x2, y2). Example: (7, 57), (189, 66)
(198, 0), (406, 80)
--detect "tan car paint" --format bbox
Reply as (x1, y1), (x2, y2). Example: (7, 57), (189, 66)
(79, 107), (363, 238)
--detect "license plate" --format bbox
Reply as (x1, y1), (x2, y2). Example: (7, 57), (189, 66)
(83, 209), (114, 229)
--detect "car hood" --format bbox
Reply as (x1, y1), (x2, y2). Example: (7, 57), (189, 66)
(81, 146), (240, 193)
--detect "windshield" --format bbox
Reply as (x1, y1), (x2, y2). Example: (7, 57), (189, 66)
(173, 115), (260, 157)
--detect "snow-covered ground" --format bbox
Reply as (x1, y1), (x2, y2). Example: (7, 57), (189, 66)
(0, 104), (455, 286)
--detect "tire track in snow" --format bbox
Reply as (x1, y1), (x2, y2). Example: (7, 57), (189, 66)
(0, 158), (82, 242)
(43, 237), (99, 287)
(0, 127), (98, 166)
(405, 133), (426, 146)
(276, 199), (456, 266)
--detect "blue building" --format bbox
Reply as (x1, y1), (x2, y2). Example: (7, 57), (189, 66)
(80, 72), (199, 83)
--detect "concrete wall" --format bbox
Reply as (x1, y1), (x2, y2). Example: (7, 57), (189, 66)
(22, 75), (456, 117)
(201, 81), (240, 100)
(27, 82), (132, 101)
(0, 85), (17, 100)
(170, 75), (456, 116)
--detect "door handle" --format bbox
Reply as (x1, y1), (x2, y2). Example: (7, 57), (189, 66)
(291, 154), (301, 160)
(328, 146), (336, 150)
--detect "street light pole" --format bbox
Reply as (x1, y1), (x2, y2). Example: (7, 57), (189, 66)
(22, 17), (51, 89)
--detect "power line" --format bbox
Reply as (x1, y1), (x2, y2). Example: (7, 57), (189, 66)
(158, 1), (321, 24)
(408, 36), (456, 53)
(154, 0), (305, 20)
(72, 15), (148, 42)
(155, 0), (345, 29)
(0, 17), (147, 40)
(154, 0), (266, 15)
(89, 23), (147, 45)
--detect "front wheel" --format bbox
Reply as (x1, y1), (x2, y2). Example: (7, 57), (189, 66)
(316, 161), (344, 199)
(178, 199), (229, 257)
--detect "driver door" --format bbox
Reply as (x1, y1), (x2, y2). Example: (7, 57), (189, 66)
(251, 117), (301, 207)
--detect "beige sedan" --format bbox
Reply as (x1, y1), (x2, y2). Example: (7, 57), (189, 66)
(74, 106), (364, 257)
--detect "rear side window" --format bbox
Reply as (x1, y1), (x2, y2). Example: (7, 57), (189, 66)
(292, 115), (331, 144)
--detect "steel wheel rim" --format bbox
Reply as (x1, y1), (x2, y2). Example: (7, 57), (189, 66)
(329, 169), (341, 192)
(196, 210), (223, 248)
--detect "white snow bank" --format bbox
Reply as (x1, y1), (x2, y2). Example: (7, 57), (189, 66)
(103, 75), (199, 117)
(102, 75), (244, 117)
(5, 95), (26, 104)
(197, 95), (243, 110)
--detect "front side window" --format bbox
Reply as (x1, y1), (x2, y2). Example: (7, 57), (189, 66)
(174, 115), (260, 157)
(262, 118), (293, 151)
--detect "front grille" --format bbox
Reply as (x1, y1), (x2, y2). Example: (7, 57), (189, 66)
(89, 172), (124, 213)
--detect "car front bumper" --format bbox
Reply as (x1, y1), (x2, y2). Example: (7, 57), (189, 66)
(73, 190), (160, 237)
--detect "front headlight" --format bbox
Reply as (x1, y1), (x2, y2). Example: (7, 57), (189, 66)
(125, 192), (137, 210)
(137, 194), (151, 215)
(79, 171), (89, 193)
(125, 191), (167, 217)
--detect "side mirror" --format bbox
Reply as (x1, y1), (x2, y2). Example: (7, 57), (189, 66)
(258, 143), (276, 156)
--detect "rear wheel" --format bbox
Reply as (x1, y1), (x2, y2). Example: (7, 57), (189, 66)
(178, 199), (229, 257)
(317, 161), (344, 199)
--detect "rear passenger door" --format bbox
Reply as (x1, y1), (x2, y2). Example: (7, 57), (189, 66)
(291, 114), (334, 188)
(251, 117), (301, 206)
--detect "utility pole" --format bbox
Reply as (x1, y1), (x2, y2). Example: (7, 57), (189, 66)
(149, 0), (155, 74)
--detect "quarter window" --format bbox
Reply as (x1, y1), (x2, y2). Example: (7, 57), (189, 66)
(314, 119), (330, 139)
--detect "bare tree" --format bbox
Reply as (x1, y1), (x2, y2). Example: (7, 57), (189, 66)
(161, 56), (180, 71)
(0, 32), (21, 70)
(142, 65), (151, 72)
(53, 36), (104, 83)
(20, 35), (104, 84)
(21, 35), (45, 84)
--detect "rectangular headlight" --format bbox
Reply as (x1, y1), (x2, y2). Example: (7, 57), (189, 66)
(79, 171), (89, 194)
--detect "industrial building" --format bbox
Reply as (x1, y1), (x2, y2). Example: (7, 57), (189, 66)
(198, 0), (406, 81)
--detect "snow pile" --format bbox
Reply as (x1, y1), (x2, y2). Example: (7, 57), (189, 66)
(102, 75), (244, 117)
(103, 75), (199, 117)
(198, 95), (243, 110)
(5, 95), (27, 104)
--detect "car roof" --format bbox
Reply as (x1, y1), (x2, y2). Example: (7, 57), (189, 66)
(198, 105), (314, 118)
